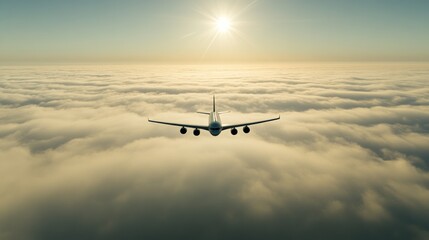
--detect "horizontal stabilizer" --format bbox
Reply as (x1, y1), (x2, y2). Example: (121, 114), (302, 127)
(197, 112), (210, 115)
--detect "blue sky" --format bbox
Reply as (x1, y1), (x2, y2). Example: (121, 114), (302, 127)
(1, 0), (428, 62)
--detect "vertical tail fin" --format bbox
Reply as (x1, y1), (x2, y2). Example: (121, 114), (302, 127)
(213, 95), (216, 112)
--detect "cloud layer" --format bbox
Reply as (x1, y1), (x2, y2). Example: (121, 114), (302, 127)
(1, 63), (429, 240)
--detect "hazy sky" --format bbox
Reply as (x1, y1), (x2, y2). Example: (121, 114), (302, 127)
(1, 0), (429, 62)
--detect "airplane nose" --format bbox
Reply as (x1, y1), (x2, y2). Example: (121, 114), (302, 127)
(211, 131), (220, 136)
(210, 129), (221, 136)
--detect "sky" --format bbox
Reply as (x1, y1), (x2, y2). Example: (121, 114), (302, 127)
(1, 63), (429, 239)
(1, 0), (429, 63)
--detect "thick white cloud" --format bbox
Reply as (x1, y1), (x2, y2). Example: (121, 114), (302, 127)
(0, 64), (429, 240)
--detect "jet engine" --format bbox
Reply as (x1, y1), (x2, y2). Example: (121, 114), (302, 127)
(193, 129), (200, 136)
(231, 128), (238, 135)
(243, 126), (250, 134)
(180, 127), (187, 134)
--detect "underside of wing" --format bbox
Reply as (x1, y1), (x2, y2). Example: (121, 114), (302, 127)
(148, 119), (209, 131)
(222, 116), (280, 130)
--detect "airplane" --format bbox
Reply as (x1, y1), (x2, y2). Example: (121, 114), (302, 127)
(148, 96), (280, 136)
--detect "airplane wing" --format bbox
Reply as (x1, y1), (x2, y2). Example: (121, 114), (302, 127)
(148, 119), (209, 131)
(222, 115), (280, 130)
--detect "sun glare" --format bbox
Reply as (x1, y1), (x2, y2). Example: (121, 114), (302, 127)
(215, 16), (231, 33)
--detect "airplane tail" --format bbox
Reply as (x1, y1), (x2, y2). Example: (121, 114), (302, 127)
(213, 95), (216, 112)
(197, 95), (216, 114)
(196, 96), (229, 114)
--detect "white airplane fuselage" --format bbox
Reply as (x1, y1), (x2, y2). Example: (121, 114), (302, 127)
(208, 112), (222, 136)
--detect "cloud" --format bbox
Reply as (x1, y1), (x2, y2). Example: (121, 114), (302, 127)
(0, 64), (429, 239)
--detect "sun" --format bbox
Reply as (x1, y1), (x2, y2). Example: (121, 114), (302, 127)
(215, 16), (231, 33)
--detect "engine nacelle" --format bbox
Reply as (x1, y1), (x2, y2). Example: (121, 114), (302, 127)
(193, 128), (200, 136)
(243, 126), (250, 134)
(231, 128), (238, 135)
(180, 127), (187, 134)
